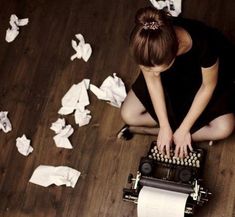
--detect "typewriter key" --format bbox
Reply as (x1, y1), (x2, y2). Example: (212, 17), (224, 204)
(196, 160), (200, 168)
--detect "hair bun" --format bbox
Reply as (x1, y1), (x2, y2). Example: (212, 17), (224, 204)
(135, 6), (168, 29)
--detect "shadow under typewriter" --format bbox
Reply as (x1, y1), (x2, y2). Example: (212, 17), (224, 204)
(123, 141), (211, 216)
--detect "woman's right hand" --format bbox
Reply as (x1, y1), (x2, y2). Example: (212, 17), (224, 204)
(157, 125), (173, 157)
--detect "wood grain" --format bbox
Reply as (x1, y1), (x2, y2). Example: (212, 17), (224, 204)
(0, 0), (234, 217)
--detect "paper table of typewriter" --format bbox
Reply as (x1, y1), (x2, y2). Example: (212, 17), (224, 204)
(123, 141), (211, 216)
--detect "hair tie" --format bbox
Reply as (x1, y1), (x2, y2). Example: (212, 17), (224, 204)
(143, 21), (160, 30)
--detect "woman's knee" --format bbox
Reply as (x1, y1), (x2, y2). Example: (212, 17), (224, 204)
(120, 104), (136, 125)
(211, 114), (235, 139)
(120, 89), (146, 125)
(120, 104), (129, 123)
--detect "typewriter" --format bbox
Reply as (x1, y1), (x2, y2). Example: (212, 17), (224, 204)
(123, 141), (211, 215)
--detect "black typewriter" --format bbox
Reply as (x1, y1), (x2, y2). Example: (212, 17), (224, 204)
(123, 141), (211, 216)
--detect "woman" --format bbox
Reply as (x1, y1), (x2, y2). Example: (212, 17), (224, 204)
(118, 7), (235, 158)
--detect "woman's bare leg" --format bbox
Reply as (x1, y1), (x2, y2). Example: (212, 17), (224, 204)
(192, 113), (235, 141)
(120, 90), (235, 140)
(128, 125), (160, 135)
(120, 89), (159, 136)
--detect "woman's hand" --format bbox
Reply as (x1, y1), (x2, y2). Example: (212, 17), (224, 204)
(157, 125), (173, 157)
(173, 128), (193, 158)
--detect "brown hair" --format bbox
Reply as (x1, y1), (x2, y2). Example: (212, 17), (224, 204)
(130, 7), (178, 67)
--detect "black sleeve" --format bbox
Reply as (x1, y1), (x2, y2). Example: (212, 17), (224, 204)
(174, 17), (219, 68)
(198, 28), (218, 68)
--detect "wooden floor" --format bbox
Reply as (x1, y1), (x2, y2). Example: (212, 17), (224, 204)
(0, 0), (234, 216)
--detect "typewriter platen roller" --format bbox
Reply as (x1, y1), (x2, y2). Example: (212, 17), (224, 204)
(123, 141), (211, 216)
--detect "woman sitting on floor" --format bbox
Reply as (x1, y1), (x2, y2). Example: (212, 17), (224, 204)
(118, 7), (235, 158)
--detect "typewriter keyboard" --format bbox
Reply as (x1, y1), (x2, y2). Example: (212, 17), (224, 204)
(148, 144), (203, 168)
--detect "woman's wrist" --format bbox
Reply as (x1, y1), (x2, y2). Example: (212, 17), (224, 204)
(160, 122), (171, 129)
(178, 123), (191, 132)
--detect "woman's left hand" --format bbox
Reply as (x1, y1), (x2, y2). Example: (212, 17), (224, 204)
(173, 128), (193, 158)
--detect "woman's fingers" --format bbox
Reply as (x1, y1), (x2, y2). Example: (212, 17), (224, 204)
(157, 139), (161, 150)
(160, 144), (165, 155)
(174, 145), (180, 157)
(157, 140), (171, 157)
(179, 146), (184, 158)
(166, 144), (170, 158)
(188, 143), (193, 152)
(183, 145), (188, 157)
(157, 139), (164, 154)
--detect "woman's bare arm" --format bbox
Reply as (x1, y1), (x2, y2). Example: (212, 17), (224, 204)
(174, 59), (219, 157)
(179, 59), (219, 131)
(143, 71), (169, 127)
(143, 70), (172, 156)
